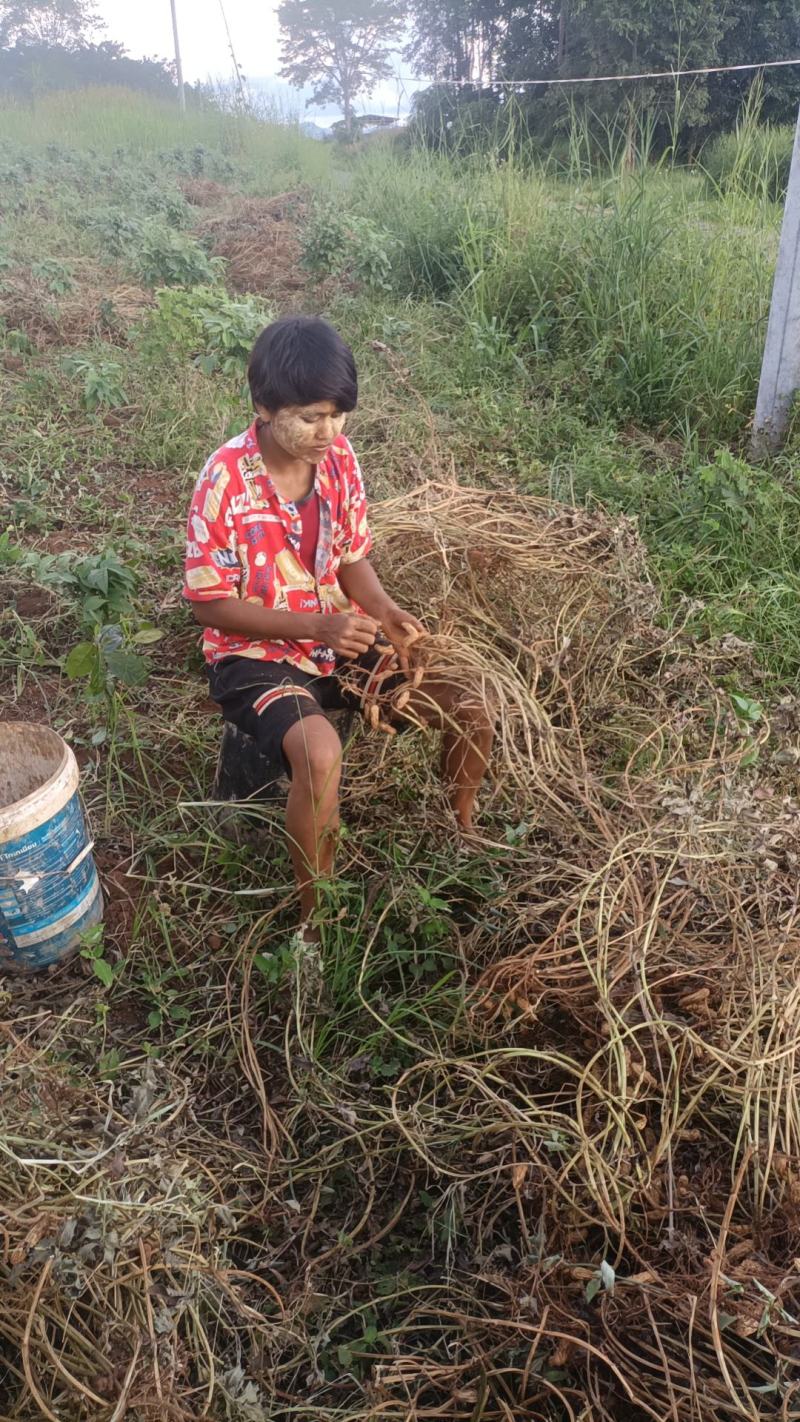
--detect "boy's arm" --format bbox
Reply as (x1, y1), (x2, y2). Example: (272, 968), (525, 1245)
(338, 558), (425, 667)
(192, 600), (378, 660)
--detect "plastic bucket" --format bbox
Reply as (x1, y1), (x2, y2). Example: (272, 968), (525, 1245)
(0, 723), (103, 973)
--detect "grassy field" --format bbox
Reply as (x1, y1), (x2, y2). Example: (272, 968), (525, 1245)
(3, 88), (800, 1421)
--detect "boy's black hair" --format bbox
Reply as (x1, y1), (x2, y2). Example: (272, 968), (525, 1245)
(248, 315), (358, 412)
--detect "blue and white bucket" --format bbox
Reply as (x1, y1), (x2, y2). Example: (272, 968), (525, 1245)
(0, 723), (103, 973)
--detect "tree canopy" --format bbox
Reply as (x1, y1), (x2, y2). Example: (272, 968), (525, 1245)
(407, 0), (800, 152)
(0, 0), (101, 49)
(278, 0), (403, 135)
(0, 40), (184, 101)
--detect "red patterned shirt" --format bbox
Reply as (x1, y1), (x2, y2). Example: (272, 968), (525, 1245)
(183, 420), (372, 675)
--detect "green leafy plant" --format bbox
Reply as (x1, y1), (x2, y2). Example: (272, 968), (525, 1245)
(688, 449), (779, 535)
(134, 223), (220, 288)
(301, 203), (394, 289)
(86, 206), (145, 257)
(3, 546), (138, 623)
(65, 623), (151, 695)
(3, 327), (33, 355)
(32, 258), (75, 294)
(79, 923), (116, 988)
(4, 540), (154, 696)
(139, 285), (269, 375)
(65, 353), (128, 410)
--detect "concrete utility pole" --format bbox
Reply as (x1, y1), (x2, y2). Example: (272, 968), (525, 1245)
(169, 0), (186, 113)
(751, 104), (800, 457)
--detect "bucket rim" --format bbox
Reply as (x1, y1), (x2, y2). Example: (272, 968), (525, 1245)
(0, 721), (74, 827)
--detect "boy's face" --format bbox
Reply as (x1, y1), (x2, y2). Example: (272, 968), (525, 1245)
(259, 401), (346, 464)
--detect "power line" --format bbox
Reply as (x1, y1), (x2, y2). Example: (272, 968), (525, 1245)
(396, 55), (800, 88)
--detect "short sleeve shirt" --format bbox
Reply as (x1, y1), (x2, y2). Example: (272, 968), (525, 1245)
(183, 421), (372, 676)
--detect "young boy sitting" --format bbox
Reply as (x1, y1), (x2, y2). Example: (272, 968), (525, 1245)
(184, 316), (493, 925)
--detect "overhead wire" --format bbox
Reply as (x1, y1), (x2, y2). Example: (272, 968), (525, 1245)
(394, 55), (800, 88)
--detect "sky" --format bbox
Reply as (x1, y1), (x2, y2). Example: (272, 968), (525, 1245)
(93, 0), (422, 120)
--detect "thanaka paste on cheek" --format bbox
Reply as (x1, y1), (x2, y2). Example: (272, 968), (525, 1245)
(269, 408), (346, 461)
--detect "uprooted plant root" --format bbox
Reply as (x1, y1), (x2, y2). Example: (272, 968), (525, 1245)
(3, 483), (800, 1420)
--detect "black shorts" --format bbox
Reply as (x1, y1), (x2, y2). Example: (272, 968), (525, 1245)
(207, 650), (405, 774)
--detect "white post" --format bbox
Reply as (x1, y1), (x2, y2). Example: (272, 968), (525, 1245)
(169, 0), (186, 113)
(751, 105), (800, 457)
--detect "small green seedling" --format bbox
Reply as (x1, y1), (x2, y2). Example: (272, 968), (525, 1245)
(79, 923), (115, 988)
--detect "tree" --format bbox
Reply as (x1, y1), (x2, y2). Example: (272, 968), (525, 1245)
(408, 0), (800, 157)
(405, 0), (503, 84)
(519, 0), (800, 149)
(712, 0), (800, 129)
(0, 40), (189, 102)
(0, 0), (102, 49)
(278, 0), (404, 136)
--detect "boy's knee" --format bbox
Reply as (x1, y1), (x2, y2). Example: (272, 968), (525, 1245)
(285, 718), (342, 795)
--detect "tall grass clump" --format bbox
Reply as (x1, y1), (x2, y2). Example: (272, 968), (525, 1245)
(350, 142), (775, 441)
(704, 84), (795, 205)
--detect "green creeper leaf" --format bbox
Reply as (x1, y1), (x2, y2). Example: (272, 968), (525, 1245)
(147, 1009), (163, 1029)
(104, 649), (149, 686)
(99, 1048), (120, 1079)
(131, 627), (164, 645)
(730, 693), (763, 724)
(93, 958), (114, 988)
(336, 1344), (353, 1367)
(65, 641), (97, 678)
(585, 1275), (602, 1303)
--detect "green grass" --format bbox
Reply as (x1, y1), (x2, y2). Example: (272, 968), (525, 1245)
(0, 85), (331, 187)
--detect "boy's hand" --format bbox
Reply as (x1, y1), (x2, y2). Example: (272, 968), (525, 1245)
(323, 612), (379, 660)
(380, 605), (426, 674)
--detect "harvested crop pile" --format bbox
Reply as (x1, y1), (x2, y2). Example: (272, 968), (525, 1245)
(0, 264), (153, 349)
(195, 191), (307, 297)
(3, 484), (800, 1420)
(179, 177), (233, 207)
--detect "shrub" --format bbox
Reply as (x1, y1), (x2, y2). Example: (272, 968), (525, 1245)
(85, 206), (145, 257)
(64, 353), (128, 409)
(139, 286), (269, 374)
(31, 258), (75, 294)
(133, 223), (220, 288)
(301, 203), (394, 290)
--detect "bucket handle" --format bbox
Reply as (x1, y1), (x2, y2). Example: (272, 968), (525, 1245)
(0, 840), (95, 894)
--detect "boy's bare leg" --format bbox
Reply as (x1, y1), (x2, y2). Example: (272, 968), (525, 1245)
(405, 681), (493, 832)
(442, 718), (493, 830)
(282, 717), (342, 923)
